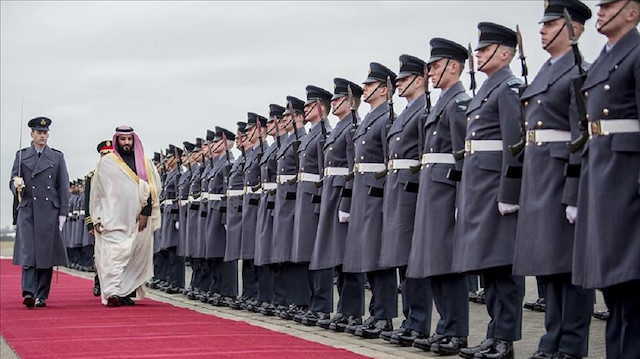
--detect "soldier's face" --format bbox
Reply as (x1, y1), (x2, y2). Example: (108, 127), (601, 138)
(597, 1), (639, 34)
(362, 82), (382, 103)
(396, 75), (421, 98)
(540, 18), (569, 52)
(117, 134), (134, 153)
(30, 130), (49, 147)
(331, 97), (349, 118)
(429, 59), (450, 89)
(304, 102), (320, 122)
(266, 120), (277, 136)
(283, 114), (294, 132)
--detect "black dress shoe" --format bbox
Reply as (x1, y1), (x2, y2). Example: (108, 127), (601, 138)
(346, 316), (372, 334)
(413, 333), (446, 351)
(361, 318), (393, 339)
(430, 336), (467, 355)
(533, 298), (546, 312)
(318, 313), (344, 329)
(459, 338), (495, 359)
(333, 315), (361, 332)
(528, 351), (554, 359)
(473, 339), (513, 359)
(23, 294), (35, 308)
(302, 311), (330, 326)
(121, 297), (135, 306)
(524, 300), (537, 310)
(92, 281), (101, 297)
(107, 296), (121, 307)
(259, 303), (278, 316)
(469, 291), (479, 302)
(553, 352), (581, 359)
(34, 298), (47, 307)
(396, 329), (424, 346)
(165, 285), (181, 294)
(476, 289), (486, 304)
(380, 327), (404, 342)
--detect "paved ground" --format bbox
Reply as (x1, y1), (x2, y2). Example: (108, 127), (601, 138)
(0, 241), (607, 358)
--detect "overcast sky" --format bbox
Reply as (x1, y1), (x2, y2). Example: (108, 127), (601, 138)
(1, 1), (610, 227)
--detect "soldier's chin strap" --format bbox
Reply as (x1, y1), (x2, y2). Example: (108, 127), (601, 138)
(398, 74), (420, 97)
(477, 44), (500, 72)
(332, 97), (348, 115)
(543, 23), (567, 50)
(433, 58), (451, 90)
(363, 81), (385, 103)
(597, 0), (632, 33)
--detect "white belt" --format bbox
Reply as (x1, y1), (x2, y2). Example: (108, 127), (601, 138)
(200, 192), (210, 200)
(209, 193), (225, 201)
(421, 153), (456, 165)
(244, 186), (263, 194)
(387, 159), (420, 170)
(79, 210), (85, 216)
(187, 195), (200, 204)
(161, 199), (175, 206)
(298, 172), (321, 183)
(323, 167), (350, 177)
(589, 119), (640, 136)
(226, 189), (244, 197)
(72, 210), (79, 215)
(262, 182), (277, 190)
(277, 175), (296, 184)
(465, 140), (503, 153)
(179, 199), (189, 207)
(354, 163), (387, 173)
(526, 129), (572, 143)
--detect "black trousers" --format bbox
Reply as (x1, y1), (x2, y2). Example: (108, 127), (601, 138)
(241, 259), (257, 299)
(153, 251), (165, 280)
(166, 247), (185, 288)
(400, 268), (432, 335)
(22, 267), (53, 299)
(309, 268), (334, 313)
(270, 263), (289, 306)
(538, 273), (594, 357)
(602, 279), (640, 359)
(255, 264), (273, 303)
(367, 268), (398, 319)
(338, 270), (366, 317)
(219, 259), (238, 297)
(431, 273), (470, 337)
(284, 262), (310, 306)
(483, 265), (525, 341)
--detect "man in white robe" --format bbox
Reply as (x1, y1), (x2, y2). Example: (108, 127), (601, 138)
(90, 125), (161, 306)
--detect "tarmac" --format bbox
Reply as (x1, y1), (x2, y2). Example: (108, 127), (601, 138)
(0, 241), (607, 359)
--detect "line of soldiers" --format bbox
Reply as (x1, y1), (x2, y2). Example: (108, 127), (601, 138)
(65, 1), (638, 358)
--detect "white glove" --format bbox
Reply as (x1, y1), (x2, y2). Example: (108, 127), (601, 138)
(566, 205), (577, 224)
(58, 216), (66, 231)
(338, 210), (350, 223)
(498, 202), (520, 216)
(174, 221), (179, 230)
(13, 176), (23, 190)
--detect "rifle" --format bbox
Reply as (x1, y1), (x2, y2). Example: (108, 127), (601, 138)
(507, 25), (530, 158)
(347, 85), (359, 131)
(286, 101), (302, 185)
(160, 148), (168, 182)
(16, 97), (24, 203)
(467, 43), (477, 97)
(564, 8), (589, 153)
(374, 76), (395, 179)
(424, 64), (432, 115)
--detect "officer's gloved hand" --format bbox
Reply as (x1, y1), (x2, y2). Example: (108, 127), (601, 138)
(338, 211), (350, 223)
(58, 216), (66, 231)
(12, 176), (23, 190)
(498, 202), (519, 215)
(174, 221), (179, 230)
(566, 205), (577, 224)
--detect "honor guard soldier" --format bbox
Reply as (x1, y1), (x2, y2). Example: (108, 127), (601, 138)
(343, 62), (397, 338)
(313, 78), (365, 331)
(291, 85), (334, 326)
(176, 141), (194, 294)
(11, 117), (70, 308)
(573, 0), (640, 357)
(204, 127), (238, 307)
(185, 138), (209, 300)
(454, 23), (525, 359)
(255, 104), (287, 316)
(408, 38), (471, 356)
(378, 54), (432, 347)
(272, 96), (308, 320)
(224, 122), (248, 308)
(194, 130), (217, 303)
(157, 144), (184, 294)
(511, 2), (595, 359)
(240, 113), (268, 310)
(86, 140), (114, 296)
(152, 152), (165, 285)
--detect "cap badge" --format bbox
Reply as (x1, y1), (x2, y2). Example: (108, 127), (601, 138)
(40, 119), (46, 126)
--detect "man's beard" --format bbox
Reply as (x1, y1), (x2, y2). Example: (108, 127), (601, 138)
(120, 145), (133, 153)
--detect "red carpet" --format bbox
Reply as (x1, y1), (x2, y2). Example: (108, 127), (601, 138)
(0, 259), (369, 358)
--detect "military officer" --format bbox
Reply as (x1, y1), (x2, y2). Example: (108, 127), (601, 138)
(255, 104), (287, 316)
(343, 62), (397, 339)
(11, 117), (70, 308)
(378, 54), (432, 347)
(176, 141), (194, 294)
(454, 23), (525, 359)
(313, 78), (365, 332)
(204, 127), (238, 307)
(158, 145), (184, 294)
(195, 131), (217, 302)
(224, 122), (248, 308)
(408, 38), (471, 355)
(240, 113), (267, 310)
(291, 85), (334, 326)
(573, 1), (640, 358)
(511, 2), (595, 359)
(272, 96), (308, 320)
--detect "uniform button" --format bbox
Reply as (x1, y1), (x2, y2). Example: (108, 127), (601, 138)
(614, 65), (618, 70)
(32, 186), (36, 189)
(483, 98), (488, 102)
(394, 154), (398, 158)
(432, 131), (437, 136)
(475, 115), (480, 120)
(467, 117), (471, 122)
(48, 175), (52, 178)
(301, 167), (305, 171)
(586, 114), (590, 120)
(584, 91), (588, 98)
(604, 84), (610, 91)
(429, 148), (434, 153)
(603, 108), (609, 116)
(393, 169), (398, 173)
(537, 121), (543, 127)
(362, 140), (366, 145)
(328, 161), (332, 165)
(45, 198), (49, 201)
(367, 126), (371, 130)
(537, 100), (542, 105)
(33, 197), (36, 200)
(396, 137), (400, 141)
(47, 186), (50, 190)
(425, 164), (430, 168)
(302, 153), (306, 157)
(524, 101), (529, 107)
(329, 147), (333, 151)
(524, 121), (528, 127)
(471, 132), (476, 137)
(360, 156), (365, 161)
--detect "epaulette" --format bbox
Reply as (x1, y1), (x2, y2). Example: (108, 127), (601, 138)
(51, 147), (62, 153)
(454, 96), (472, 112)
(507, 78), (524, 88)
